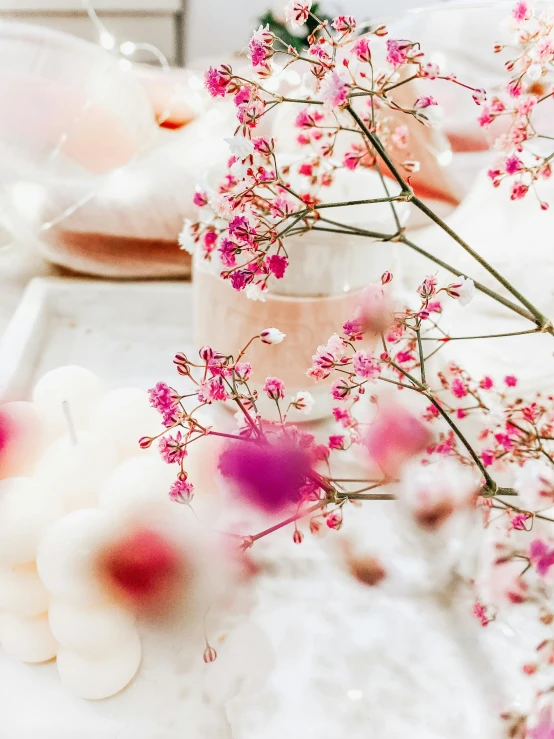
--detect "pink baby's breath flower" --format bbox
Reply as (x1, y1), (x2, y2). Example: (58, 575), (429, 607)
(218, 437), (314, 513)
(529, 539), (554, 577)
(386, 39), (411, 68)
(418, 275), (437, 299)
(205, 66), (230, 98)
(505, 375), (518, 387)
(342, 317), (363, 341)
(266, 254), (289, 279)
(504, 154), (524, 175)
(284, 0), (312, 29)
(365, 403), (432, 476)
(333, 406), (353, 427)
(473, 601), (492, 626)
(198, 377), (228, 404)
(353, 37), (371, 63)
(263, 376), (286, 401)
(320, 71), (349, 110)
(480, 376), (494, 390)
(451, 378), (468, 399)
(352, 350), (381, 380)
(328, 434), (345, 450)
(159, 432), (187, 465)
(332, 15), (356, 34)
(482, 450), (495, 467)
(511, 513), (531, 530)
(343, 149), (361, 171)
(229, 270), (254, 291)
(330, 377), (351, 400)
(148, 382), (180, 426)
(169, 478), (194, 504)
(512, 0), (531, 22)
(478, 108), (494, 128)
(326, 512), (343, 530)
(218, 239), (237, 268)
(234, 362), (252, 382)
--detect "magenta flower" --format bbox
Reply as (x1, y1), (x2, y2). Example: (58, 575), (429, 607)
(328, 435), (345, 450)
(352, 350), (381, 380)
(320, 71), (349, 110)
(263, 376), (285, 401)
(510, 181), (529, 200)
(218, 439), (314, 513)
(482, 450), (495, 467)
(169, 478), (194, 504)
(204, 67), (229, 98)
(528, 707), (554, 739)
(148, 382), (179, 426)
(353, 37), (371, 62)
(197, 377), (228, 404)
(234, 362), (252, 382)
(266, 254), (288, 279)
(229, 270), (254, 291)
(158, 432), (187, 465)
(451, 378), (468, 399)
(512, 0), (531, 22)
(330, 378), (350, 400)
(529, 539), (554, 577)
(332, 15), (356, 34)
(365, 403), (432, 476)
(386, 39), (411, 68)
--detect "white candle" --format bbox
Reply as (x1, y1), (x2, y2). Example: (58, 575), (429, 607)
(90, 388), (163, 461)
(0, 563), (49, 617)
(99, 456), (176, 515)
(37, 508), (114, 606)
(0, 401), (45, 479)
(0, 612), (57, 663)
(48, 600), (136, 655)
(56, 630), (141, 699)
(0, 478), (63, 567)
(35, 432), (119, 512)
(32, 366), (105, 438)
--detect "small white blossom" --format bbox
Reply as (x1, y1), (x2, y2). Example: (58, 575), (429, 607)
(246, 283), (267, 302)
(178, 219), (196, 254)
(293, 391), (315, 415)
(210, 194), (233, 219)
(447, 277), (475, 307)
(422, 104), (444, 128)
(526, 63), (543, 81)
(260, 327), (286, 344)
(224, 134), (255, 160)
(284, 0), (312, 30)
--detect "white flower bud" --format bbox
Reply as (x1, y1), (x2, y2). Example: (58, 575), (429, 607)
(260, 328), (286, 344)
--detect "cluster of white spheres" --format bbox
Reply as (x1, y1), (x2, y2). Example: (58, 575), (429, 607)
(0, 365), (200, 699)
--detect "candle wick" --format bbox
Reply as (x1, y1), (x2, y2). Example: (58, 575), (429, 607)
(62, 401), (78, 446)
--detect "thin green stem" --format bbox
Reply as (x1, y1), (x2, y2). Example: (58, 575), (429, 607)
(411, 196), (553, 331)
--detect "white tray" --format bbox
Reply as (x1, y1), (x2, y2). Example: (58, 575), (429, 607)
(0, 277), (193, 401)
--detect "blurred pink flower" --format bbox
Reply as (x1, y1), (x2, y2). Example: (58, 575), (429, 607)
(365, 403), (432, 476)
(528, 706), (554, 739)
(218, 438), (314, 513)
